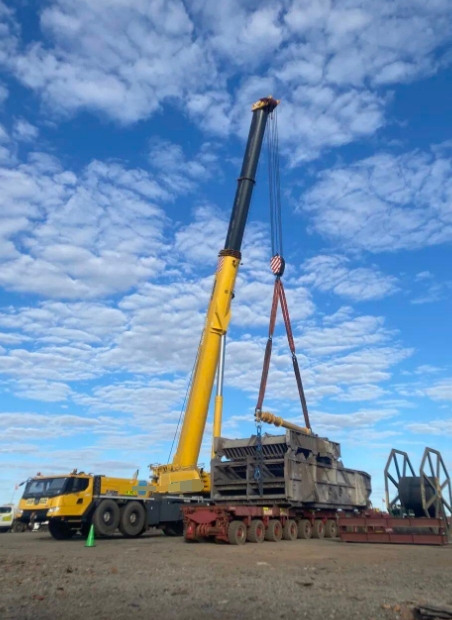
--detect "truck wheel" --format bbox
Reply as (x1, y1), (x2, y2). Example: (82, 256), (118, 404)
(162, 521), (184, 537)
(283, 519), (298, 541)
(119, 502), (146, 538)
(297, 519), (312, 539)
(247, 519), (265, 543)
(228, 520), (247, 545)
(48, 520), (74, 540)
(325, 519), (338, 538)
(265, 519), (282, 542)
(12, 521), (26, 533)
(92, 499), (120, 537)
(312, 519), (325, 539)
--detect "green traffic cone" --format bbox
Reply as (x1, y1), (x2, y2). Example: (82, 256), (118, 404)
(85, 524), (96, 547)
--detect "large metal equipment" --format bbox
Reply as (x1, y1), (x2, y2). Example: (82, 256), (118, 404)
(385, 447), (451, 524)
(211, 429), (371, 510)
(339, 446), (451, 545)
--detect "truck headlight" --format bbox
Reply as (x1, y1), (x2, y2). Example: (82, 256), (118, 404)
(47, 507), (60, 515)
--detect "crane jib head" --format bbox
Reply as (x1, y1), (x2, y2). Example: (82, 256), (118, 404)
(251, 96), (280, 112)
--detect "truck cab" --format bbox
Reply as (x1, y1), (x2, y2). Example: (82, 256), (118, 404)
(16, 474), (92, 531)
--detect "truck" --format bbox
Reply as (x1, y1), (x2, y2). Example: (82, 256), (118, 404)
(0, 504), (27, 533)
(16, 96), (279, 541)
(15, 471), (204, 539)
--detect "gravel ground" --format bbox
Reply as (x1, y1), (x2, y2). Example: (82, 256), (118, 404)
(1, 531), (451, 620)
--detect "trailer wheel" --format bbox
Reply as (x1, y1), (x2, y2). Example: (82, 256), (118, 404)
(228, 520), (247, 545)
(119, 502), (146, 538)
(283, 519), (298, 541)
(48, 520), (74, 540)
(297, 519), (312, 539)
(92, 499), (120, 537)
(324, 519), (338, 538)
(265, 519), (282, 542)
(247, 519), (265, 543)
(312, 519), (325, 539)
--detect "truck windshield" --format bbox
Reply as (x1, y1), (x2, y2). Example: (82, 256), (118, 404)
(0, 507), (12, 514)
(23, 478), (68, 499)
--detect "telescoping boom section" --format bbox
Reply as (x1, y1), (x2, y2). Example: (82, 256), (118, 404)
(151, 97), (279, 494)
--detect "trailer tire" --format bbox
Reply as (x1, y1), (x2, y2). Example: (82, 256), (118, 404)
(312, 519), (325, 539)
(324, 519), (338, 538)
(228, 520), (247, 545)
(119, 502), (146, 538)
(297, 519), (312, 539)
(247, 519), (265, 543)
(265, 519), (282, 542)
(283, 519), (298, 541)
(48, 520), (74, 540)
(92, 499), (120, 537)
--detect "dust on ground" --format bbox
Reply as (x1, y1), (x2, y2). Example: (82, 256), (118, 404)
(1, 531), (451, 620)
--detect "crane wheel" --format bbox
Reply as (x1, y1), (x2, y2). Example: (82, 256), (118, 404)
(92, 499), (120, 537)
(324, 519), (338, 538)
(228, 520), (247, 545)
(48, 520), (74, 540)
(297, 519), (312, 539)
(247, 519), (265, 543)
(283, 519), (298, 541)
(312, 519), (325, 539)
(119, 502), (146, 538)
(265, 519), (282, 542)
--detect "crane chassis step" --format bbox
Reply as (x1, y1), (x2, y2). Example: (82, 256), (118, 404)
(182, 505), (348, 544)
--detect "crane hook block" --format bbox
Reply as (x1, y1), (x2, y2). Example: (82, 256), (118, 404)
(270, 254), (285, 277)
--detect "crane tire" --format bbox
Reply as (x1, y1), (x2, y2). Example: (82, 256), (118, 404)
(283, 519), (298, 541)
(162, 521), (184, 537)
(228, 520), (247, 545)
(265, 519), (282, 542)
(119, 502), (146, 538)
(297, 519), (312, 539)
(312, 519), (325, 539)
(324, 519), (338, 538)
(92, 499), (120, 537)
(247, 519), (265, 543)
(48, 520), (74, 540)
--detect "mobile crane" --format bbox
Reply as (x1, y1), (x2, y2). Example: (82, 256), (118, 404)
(16, 96), (279, 540)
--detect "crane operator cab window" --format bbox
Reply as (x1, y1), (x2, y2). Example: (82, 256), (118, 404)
(22, 477), (89, 499)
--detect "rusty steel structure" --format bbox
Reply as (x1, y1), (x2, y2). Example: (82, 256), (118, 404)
(211, 430), (371, 509)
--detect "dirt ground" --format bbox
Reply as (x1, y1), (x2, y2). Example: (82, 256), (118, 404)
(0, 531), (451, 620)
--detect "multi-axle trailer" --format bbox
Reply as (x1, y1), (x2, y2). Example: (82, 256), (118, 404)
(183, 428), (372, 544)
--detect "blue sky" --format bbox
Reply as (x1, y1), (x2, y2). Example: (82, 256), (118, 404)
(1, 0), (452, 507)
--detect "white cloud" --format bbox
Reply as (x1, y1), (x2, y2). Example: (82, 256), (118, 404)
(11, 0), (217, 124)
(407, 418), (452, 435)
(299, 254), (399, 301)
(12, 118), (39, 141)
(0, 154), (170, 297)
(0, 1), (450, 161)
(425, 378), (452, 401)
(300, 148), (452, 251)
(0, 81), (7, 104)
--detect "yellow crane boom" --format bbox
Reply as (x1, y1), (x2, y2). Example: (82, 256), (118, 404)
(151, 96), (279, 494)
